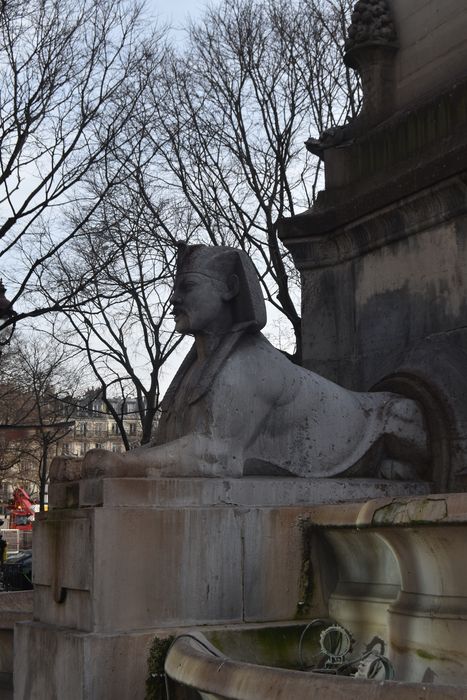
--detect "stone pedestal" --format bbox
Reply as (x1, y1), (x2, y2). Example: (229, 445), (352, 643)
(14, 476), (428, 699)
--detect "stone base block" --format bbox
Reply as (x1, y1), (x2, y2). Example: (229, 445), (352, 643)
(14, 622), (159, 700)
(16, 477), (431, 698)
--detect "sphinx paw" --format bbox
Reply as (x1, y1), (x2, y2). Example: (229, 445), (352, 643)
(49, 456), (83, 483)
(82, 449), (125, 479)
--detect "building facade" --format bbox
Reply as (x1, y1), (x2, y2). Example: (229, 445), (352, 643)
(57, 393), (143, 458)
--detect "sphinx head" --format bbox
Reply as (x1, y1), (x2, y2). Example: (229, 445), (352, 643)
(171, 243), (266, 336)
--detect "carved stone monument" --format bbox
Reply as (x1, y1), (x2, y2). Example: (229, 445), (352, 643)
(54, 242), (429, 483)
(15, 241), (431, 699)
(14, 0), (467, 697)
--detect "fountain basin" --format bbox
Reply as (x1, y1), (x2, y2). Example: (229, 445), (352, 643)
(166, 493), (467, 699)
(165, 625), (465, 699)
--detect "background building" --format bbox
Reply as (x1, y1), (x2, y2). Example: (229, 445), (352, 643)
(57, 391), (142, 459)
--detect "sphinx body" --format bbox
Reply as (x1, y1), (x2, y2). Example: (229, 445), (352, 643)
(142, 330), (428, 479)
(73, 243), (429, 482)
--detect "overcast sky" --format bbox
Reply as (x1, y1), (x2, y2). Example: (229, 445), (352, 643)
(149, 0), (214, 33)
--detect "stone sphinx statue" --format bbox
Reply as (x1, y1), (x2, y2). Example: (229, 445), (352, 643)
(71, 242), (429, 482)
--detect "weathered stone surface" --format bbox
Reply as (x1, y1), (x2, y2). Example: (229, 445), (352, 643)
(166, 636), (467, 699)
(76, 475), (430, 508)
(15, 477), (428, 698)
(48, 457), (82, 483)
(47, 481), (80, 510)
(281, 123), (467, 494)
(70, 243), (429, 483)
(14, 624), (156, 700)
(34, 478), (430, 630)
(309, 494), (467, 686)
(392, 0), (467, 111)
(33, 506), (242, 632)
(0, 592), (33, 678)
(164, 493), (467, 698)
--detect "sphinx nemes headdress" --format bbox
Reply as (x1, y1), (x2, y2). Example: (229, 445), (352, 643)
(176, 242), (266, 332)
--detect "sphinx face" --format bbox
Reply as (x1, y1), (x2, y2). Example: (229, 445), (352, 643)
(170, 272), (231, 335)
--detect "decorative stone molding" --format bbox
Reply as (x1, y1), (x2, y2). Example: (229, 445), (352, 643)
(305, 126), (351, 159)
(375, 331), (467, 493)
(281, 176), (467, 271)
(343, 0), (398, 132)
(293, 71), (467, 239)
(345, 0), (397, 55)
(306, 0), (398, 158)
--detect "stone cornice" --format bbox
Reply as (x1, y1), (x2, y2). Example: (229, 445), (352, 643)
(280, 75), (467, 270)
(280, 175), (467, 270)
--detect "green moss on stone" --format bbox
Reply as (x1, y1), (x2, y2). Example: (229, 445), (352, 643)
(206, 624), (324, 670)
(295, 556), (313, 619)
(416, 649), (438, 661)
(145, 635), (175, 700)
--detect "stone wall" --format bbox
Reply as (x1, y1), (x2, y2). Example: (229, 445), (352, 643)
(297, 180), (467, 390)
(280, 0), (467, 491)
(392, 0), (467, 110)
(281, 0), (467, 392)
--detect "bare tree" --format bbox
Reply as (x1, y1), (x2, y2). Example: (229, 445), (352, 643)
(0, 0), (164, 336)
(36, 0), (358, 442)
(145, 0), (359, 361)
(37, 61), (195, 445)
(44, 206), (186, 447)
(0, 341), (37, 478)
(29, 0), (358, 444)
(0, 335), (82, 508)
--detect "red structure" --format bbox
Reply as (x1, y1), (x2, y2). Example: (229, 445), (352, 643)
(7, 488), (34, 531)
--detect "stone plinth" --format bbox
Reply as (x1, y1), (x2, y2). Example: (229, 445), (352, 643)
(0, 590), (33, 694)
(14, 477), (428, 699)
